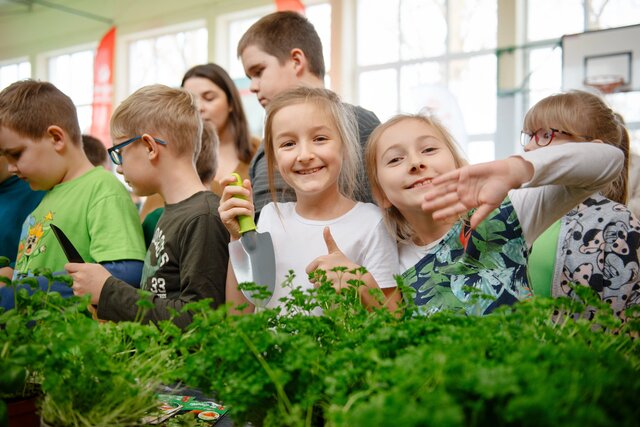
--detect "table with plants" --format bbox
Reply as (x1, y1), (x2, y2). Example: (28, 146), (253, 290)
(1, 264), (639, 427)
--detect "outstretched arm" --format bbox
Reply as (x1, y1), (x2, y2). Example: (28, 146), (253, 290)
(422, 157), (534, 229)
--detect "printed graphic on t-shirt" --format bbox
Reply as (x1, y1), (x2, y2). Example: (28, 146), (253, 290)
(14, 211), (55, 277)
(141, 226), (169, 298)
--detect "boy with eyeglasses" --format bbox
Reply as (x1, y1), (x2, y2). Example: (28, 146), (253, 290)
(0, 80), (145, 309)
(67, 85), (229, 328)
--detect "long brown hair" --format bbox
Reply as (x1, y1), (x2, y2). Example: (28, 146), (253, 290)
(182, 63), (254, 163)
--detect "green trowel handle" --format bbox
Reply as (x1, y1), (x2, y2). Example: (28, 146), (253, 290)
(230, 172), (257, 234)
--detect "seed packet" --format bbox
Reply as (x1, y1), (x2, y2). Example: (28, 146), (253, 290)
(143, 394), (229, 425)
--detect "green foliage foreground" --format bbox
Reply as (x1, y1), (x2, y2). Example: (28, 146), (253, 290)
(1, 268), (639, 427)
(177, 275), (640, 427)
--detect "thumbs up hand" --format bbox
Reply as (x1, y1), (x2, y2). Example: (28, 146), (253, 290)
(306, 227), (359, 290)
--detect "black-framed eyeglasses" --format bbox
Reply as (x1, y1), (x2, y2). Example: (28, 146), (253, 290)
(520, 128), (573, 148)
(108, 135), (167, 165)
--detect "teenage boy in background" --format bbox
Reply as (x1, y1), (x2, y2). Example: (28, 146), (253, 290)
(237, 10), (381, 218)
(0, 80), (145, 309)
(67, 85), (229, 328)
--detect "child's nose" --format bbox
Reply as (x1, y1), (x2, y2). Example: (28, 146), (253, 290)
(523, 139), (539, 153)
(296, 143), (315, 162)
(115, 165), (124, 175)
(249, 79), (259, 93)
(409, 156), (426, 171)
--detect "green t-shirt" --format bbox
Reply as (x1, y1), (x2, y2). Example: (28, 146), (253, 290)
(142, 207), (164, 248)
(14, 167), (146, 277)
(528, 219), (561, 298)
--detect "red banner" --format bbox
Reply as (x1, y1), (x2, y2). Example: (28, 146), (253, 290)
(275, 0), (305, 13)
(90, 26), (116, 148)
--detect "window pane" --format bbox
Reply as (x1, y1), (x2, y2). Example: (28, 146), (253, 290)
(128, 28), (207, 93)
(0, 61), (31, 90)
(229, 17), (260, 78)
(399, 61), (445, 112)
(306, 3), (332, 74)
(589, 0), (640, 29)
(607, 92), (640, 124)
(76, 105), (93, 134)
(400, 0), (446, 59)
(450, 0), (497, 52)
(70, 50), (94, 105)
(48, 50), (94, 132)
(467, 140), (495, 163)
(359, 68), (398, 121)
(49, 54), (71, 94)
(357, 0), (399, 65)
(527, 0), (583, 41)
(527, 46), (562, 110)
(449, 55), (496, 135)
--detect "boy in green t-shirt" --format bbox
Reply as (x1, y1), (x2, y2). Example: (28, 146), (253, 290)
(67, 85), (229, 328)
(0, 80), (146, 309)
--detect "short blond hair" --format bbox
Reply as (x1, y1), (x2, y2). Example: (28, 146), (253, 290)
(365, 114), (468, 242)
(524, 90), (629, 204)
(263, 87), (360, 201)
(111, 84), (202, 160)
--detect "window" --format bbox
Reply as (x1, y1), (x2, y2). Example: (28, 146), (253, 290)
(127, 23), (207, 94)
(47, 49), (95, 133)
(0, 59), (31, 90)
(356, 0), (498, 162)
(523, 0), (640, 152)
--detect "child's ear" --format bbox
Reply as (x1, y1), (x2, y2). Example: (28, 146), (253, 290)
(47, 125), (66, 151)
(140, 134), (160, 161)
(290, 48), (308, 76)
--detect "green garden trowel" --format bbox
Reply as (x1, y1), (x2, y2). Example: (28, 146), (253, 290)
(228, 173), (276, 307)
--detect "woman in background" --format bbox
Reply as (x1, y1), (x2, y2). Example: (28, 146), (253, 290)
(140, 63), (259, 220)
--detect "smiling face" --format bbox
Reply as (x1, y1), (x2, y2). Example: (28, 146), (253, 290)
(182, 77), (231, 135)
(374, 118), (458, 214)
(270, 102), (343, 200)
(241, 44), (300, 108)
(0, 126), (63, 190)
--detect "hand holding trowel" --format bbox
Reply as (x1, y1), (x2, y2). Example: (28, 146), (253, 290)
(227, 173), (276, 307)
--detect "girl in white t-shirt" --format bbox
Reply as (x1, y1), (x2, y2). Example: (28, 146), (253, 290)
(363, 113), (623, 316)
(219, 87), (398, 313)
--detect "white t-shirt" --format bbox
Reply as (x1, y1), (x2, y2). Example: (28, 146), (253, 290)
(258, 201), (399, 310)
(397, 142), (624, 271)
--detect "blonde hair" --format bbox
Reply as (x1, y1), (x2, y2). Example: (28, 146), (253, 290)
(111, 84), (202, 161)
(263, 87), (360, 201)
(523, 90), (629, 204)
(365, 114), (468, 242)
